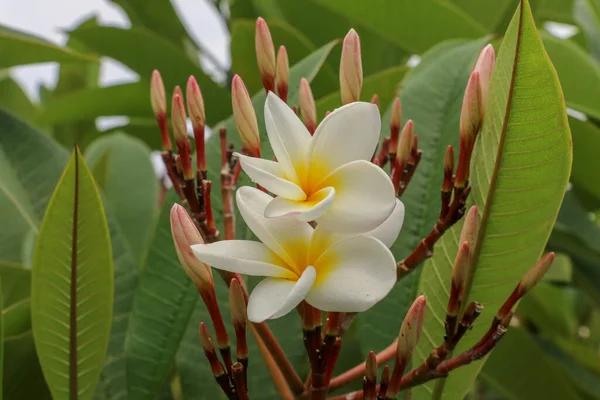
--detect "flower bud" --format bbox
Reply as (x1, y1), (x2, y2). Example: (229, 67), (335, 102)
(172, 93), (194, 180)
(370, 94), (379, 106)
(442, 145), (454, 192)
(365, 351), (377, 383)
(340, 29), (363, 104)
(448, 242), (469, 317)
(460, 70), (482, 146)
(397, 295), (426, 361)
(229, 278), (247, 327)
(299, 78), (317, 134)
(396, 120), (414, 166)
(459, 206), (478, 251)
(519, 252), (554, 294)
(170, 204), (213, 291)
(186, 76), (207, 174)
(474, 44), (495, 116)
(151, 70), (171, 151)
(232, 75), (261, 156)
(389, 98), (402, 155)
(255, 17), (276, 93)
(276, 45), (289, 103)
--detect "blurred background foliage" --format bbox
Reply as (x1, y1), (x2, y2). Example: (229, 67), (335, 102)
(0, 0), (599, 399)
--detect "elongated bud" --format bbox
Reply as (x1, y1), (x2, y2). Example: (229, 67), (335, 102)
(460, 70), (482, 145)
(459, 206), (478, 250)
(173, 85), (183, 100)
(397, 295), (426, 361)
(186, 76), (206, 174)
(364, 351), (377, 400)
(389, 98), (402, 155)
(170, 204), (213, 291)
(370, 94), (379, 106)
(340, 28), (363, 104)
(230, 278), (247, 327)
(172, 93), (194, 180)
(520, 252), (555, 294)
(396, 120), (414, 165)
(255, 17), (276, 93)
(199, 322), (230, 397)
(232, 75), (260, 156)
(151, 70), (171, 150)
(474, 44), (495, 116)
(378, 365), (390, 398)
(443, 145), (454, 192)
(276, 45), (289, 103)
(299, 78), (317, 134)
(448, 242), (469, 317)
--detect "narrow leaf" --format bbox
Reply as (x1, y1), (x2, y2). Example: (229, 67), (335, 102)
(32, 148), (114, 400)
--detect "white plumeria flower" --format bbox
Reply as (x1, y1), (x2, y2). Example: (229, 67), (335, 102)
(191, 186), (404, 323)
(236, 92), (396, 234)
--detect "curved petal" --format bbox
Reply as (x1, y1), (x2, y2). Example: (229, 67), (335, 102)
(306, 236), (395, 312)
(315, 160), (395, 233)
(236, 187), (312, 274)
(308, 102), (380, 183)
(237, 153), (306, 200)
(265, 92), (312, 185)
(308, 224), (343, 265)
(247, 266), (316, 322)
(365, 199), (405, 247)
(264, 186), (335, 222)
(191, 241), (296, 279)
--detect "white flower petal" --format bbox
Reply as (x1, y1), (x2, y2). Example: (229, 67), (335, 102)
(247, 266), (316, 322)
(264, 186), (335, 222)
(237, 153), (306, 200)
(308, 224), (343, 264)
(191, 241), (296, 279)
(236, 187), (313, 274)
(315, 160), (395, 233)
(306, 236), (395, 312)
(265, 92), (312, 185)
(309, 102), (380, 181)
(365, 199), (405, 247)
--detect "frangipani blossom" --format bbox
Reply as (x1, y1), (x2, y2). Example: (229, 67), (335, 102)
(191, 187), (403, 323)
(236, 92), (396, 234)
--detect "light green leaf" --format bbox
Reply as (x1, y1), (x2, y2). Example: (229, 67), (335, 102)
(450, 0), (518, 33)
(535, 0), (576, 23)
(574, 0), (600, 60)
(480, 328), (579, 399)
(415, 1), (572, 398)
(0, 27), (97, 68)
(85, 133), (158, 266)
(31, 148), (114, 400)
(308, 0), (486, 54)
(4, 298), (29, 339)
(542, 33), (600, 120)
(102, 118), (163, 150)
(569, 117), (600, 202)
(67, 26), (230, 124)
(0, 75), (38, 123)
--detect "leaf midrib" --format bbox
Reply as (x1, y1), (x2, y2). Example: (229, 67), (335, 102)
(69, 151), (80, 400)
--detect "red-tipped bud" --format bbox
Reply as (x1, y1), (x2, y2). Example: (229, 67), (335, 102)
(199, 322), (226, 377)
(397, 295), (426, 361)
(255, 17), (276, 93)
(443, 145), (454, 191)
(170, 204), (213, 291)
(299, 78), (317, 134)
(474, 44), (495, 116)
(396, 120), (414, 165)
(230, 278), (247, 327)
(173, 85), (183, 100)
(340, 28), (363, 104)
(389, 98), (402, 154)
(151, 70), (171, 150)
(460, 71), (482, 145)
(448, 242), (470, 316)
(520, 252), (555, 294)
(187, 76), (206, 174)
(459, 206), (479, 251)
(365, 351), (377, 383)
(276, 46), (289, 103)
(232, 75), (260, 156)
(370, 94), (379, 106)
(379, 365), (390, 398)
(172, 93), (194, 180)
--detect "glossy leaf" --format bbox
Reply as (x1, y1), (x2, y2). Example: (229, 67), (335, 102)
(569, 117), (600, 202)
(31, 149), (114, 400)
(415, 1), (572, 398)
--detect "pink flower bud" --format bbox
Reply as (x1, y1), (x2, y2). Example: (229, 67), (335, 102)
(474, 44), (495, 116)
(389, 98), (402, 154)
(232, 75), (260, 155)
(276, 45), (289, 103)
(186, 76), (205, 129)
(255, 17), (276, 93)
(396, 120), (414, 165)
(151, 70), (166, 118)
(397, 295), (426, 361)
(340, 29), (363, 104)
(520, 252), (554, 294)
(460, 71), (482, 145)
(170, 204), (213, 292)
(299, 78), (317, 134)
(459, 206), (478, 252)
(172, 93), (194, 180)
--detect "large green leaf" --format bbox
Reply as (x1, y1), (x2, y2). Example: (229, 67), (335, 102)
(450, 0), (518, 32)
(3, 332), (51, 400)
(0, 110), (69, 264)
(574, 0), (600, 60)
(480, 329), (579, 399)
(67, 26), (230, 124)
(0, 263), (30, 307)
(542, 34), (600, 120)
(415, 1), (572, 398)
(31, 149), (114, 400)
(0, 74), (38, 123)
(308, 0), (486, 54)
(351, 38), (488, 354)
(569, 117), (600, 202)
(0, 26), (97, 68)
(85, 133), (159, 266)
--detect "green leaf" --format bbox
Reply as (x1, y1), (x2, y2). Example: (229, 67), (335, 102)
(542, 34), (600, 120)
(480, 328), (579, 399)
(31, 148), (114, 400)
(0, 26), (98, 68)
(85, 133), (158, 266)
(569, 117), (600, 202)
(450, 0), (518, 33)
(0, 110), (69, 264)
(415, 1), (572, 398)
(535, 0), (576, 23)
(67, 26), (230, 124)
(518, 282), (578, 337)
(573, 0), (600, 60)
(0, 74), (38, 123)
(308, 0), (486, 54)
(3, 332), (51, 400)
(4, 298), (30, 339)
(37, 82), (150, 125)
(315, 66), (409, 117)
(352, 38), (488, 354)
(0, 263), (30, 306)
